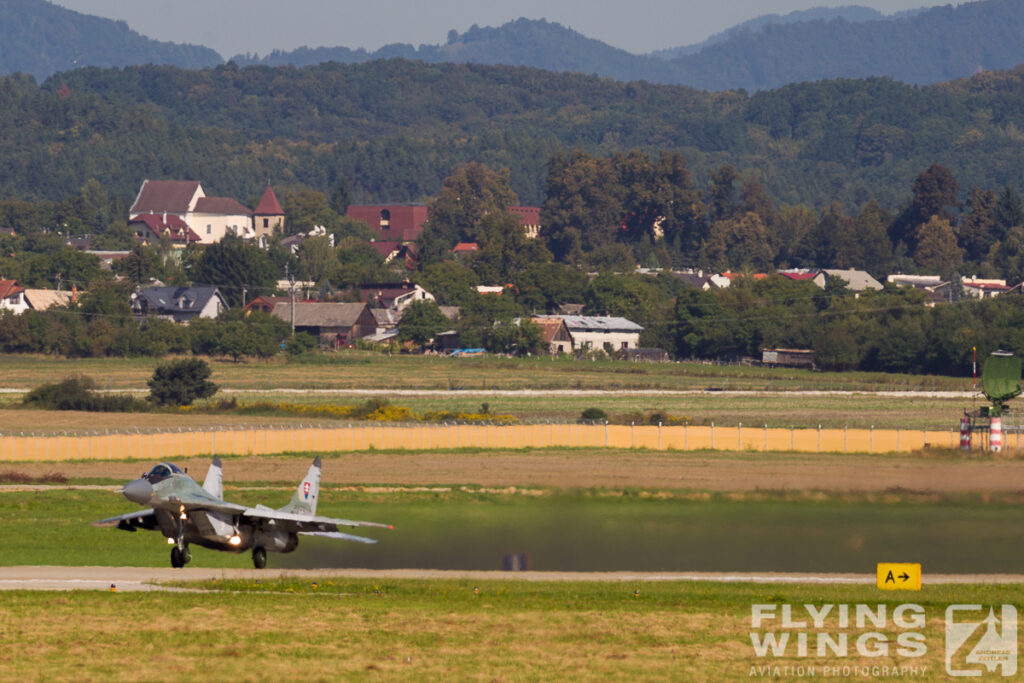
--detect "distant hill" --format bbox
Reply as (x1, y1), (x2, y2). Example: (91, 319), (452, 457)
(666, 0), (1024, 91)
(233, 1), (1024, 91)
(5, 0), (1024, 93)
(0, 0), (222, 81)
(232, 18), (680, 83)
(650, 5), (891, 59)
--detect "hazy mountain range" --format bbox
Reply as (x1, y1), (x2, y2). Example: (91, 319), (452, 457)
(3, 0), (1024, 91)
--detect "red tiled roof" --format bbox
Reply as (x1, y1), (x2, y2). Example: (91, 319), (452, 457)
(130, 180), (202, 215)
(509, 206), (541, 225)
(194, 197), (253, 215)
(965, 283), (1010, 291)
(779, 272), (818, 281)
(254, 185), (284, 215)
(0, 279), (24, 299)
(453, 242), (479, 253)
(368, 241), (401, 259)
(130, 214), (201, 242)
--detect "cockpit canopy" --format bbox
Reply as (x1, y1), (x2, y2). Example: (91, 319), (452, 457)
(142, 463), (183, 483)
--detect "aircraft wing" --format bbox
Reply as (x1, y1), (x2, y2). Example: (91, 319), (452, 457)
(241, 507), (392, 535)
(91, 509), (158, 531)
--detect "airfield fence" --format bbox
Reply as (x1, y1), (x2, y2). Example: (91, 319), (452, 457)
(0, 422), (997, 463)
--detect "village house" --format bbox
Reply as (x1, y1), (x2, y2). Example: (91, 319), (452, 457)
(822, 268), (883, 292)
(0, 279), (28, 314)
(347, 204), (542, 243)
(358, 282), (435, 312)
(22, 289), (74, 311)
(132, 286), (229, 323)
(530, 316), (573, 354)
(347, 204), (428, 242)
(533, 315), (644, 353)
(266, 302), (377, 347)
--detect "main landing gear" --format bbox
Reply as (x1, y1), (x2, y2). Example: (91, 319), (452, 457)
(252, 545), (267, 569)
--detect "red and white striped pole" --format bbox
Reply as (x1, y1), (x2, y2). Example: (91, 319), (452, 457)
(990, 416), (1003, 453)
(959, 416), (971, 450)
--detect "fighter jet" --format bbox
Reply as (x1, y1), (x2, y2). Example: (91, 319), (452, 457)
(92, 456), (391, 568)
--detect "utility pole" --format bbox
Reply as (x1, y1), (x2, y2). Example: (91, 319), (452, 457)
(286, 264), (296, 335)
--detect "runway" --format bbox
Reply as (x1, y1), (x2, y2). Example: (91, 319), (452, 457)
(2, 566), (1023, 591)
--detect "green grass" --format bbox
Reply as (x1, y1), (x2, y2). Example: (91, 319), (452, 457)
(5, 486), (1024, 574)
(2, 580), (1020, 680)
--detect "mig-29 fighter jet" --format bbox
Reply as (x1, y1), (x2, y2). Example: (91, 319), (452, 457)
(92, 457), (391, 568)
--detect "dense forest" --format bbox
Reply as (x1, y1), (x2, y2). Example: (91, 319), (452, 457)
(3, 58), (1024, 212)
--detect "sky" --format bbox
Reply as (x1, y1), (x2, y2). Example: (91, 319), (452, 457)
(50, 0), (952, 59)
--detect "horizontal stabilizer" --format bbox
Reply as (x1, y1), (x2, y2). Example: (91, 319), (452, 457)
(300, 531), (378, 544)
(91, 509), (156, 530)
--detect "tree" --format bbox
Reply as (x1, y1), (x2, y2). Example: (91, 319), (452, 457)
(147, 358), (218, 406)
(295, 235), (335, 283)
(423, 162), (518, 247)
(707, 165), (741, 223)
(702, 212), (774, 271)
(116, 244), (161, 285)
(469, 212), (552, 284)
(913, 215), (963, 274)
(959, 187), (998, 263)
(190, 234), (278, 307)
(278, 188), (341, 235)
(398, 300), (449, 345)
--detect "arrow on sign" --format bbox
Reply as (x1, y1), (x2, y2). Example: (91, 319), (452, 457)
(898, 572), (910, 581)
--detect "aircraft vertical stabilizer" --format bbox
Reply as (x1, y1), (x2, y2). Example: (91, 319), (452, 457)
(202, 456), (223, 499)
(280, 456), (321, 516)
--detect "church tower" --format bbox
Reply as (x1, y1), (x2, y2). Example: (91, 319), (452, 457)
(253, 184), (285, 240)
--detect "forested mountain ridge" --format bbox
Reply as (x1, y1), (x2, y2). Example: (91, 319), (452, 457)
(232, 19), (681, 85)
(7, 59), (1024, 213)
(0, 0), (221, 81)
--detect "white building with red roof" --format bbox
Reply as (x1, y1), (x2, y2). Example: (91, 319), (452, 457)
(129, 179), (270, 245)
(0, 279), (28, 314)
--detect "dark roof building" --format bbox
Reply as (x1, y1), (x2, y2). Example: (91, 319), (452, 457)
(132, 286), (228, 323)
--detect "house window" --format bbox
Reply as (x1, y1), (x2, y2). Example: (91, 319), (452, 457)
(263, 218), (269, 228)
(380, 209), (391, 230)
(206, 225), (212, 234)
(621, 341), (629, 349)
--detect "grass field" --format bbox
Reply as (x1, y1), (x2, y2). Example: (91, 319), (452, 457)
(0, 352), (972, 393)
(0, 353), (1013, 680)
(1, 580), (1019, 680)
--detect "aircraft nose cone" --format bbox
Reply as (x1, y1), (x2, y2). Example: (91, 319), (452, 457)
(122, 478), (153, 504)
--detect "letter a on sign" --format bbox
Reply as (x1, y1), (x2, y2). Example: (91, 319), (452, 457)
(877, 563), (922, 591)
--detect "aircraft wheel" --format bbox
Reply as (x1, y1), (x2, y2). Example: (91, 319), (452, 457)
(171, 546), (185, 568)
(252, 545), (267, 569)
